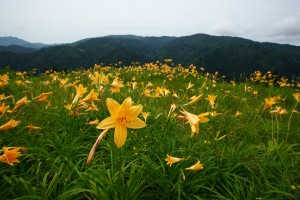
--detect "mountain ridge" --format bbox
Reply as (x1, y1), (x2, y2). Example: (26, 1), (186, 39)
(0, 34), (299, 79)
(0, 36), (49, 49)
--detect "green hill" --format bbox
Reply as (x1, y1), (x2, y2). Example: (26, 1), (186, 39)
(0, 34), (300, 79)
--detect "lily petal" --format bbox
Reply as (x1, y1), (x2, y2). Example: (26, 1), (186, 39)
(96, 117), (116, 129)
(199, 117), (210, 123)
(119, 97), (132, 115)
(183, 111), (199, 124)
(186, 160), (204, 171)
(127, 105), (143, 120)
(126, 118), (146, 129)
(190, 122), (199, 137)
(114, 125), (127, 148)
(106, 98), (120, 119)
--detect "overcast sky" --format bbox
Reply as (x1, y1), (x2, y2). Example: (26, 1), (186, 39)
(1, 0), (300, 45)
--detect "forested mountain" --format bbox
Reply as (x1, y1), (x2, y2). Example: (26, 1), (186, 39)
(0, 34), (300, 79)
(0, 45), (37, 53)
(0, 36), (48, 49)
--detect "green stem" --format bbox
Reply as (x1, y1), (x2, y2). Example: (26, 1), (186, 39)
(286, 102), (298, 141)
(163, 105), (179, 131)
(271, 114), (274, 140)
(275, 114), (279, 141)
(117, 147), (124, 197)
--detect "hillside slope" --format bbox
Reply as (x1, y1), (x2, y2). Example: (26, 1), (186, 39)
(0, 34), (299, 78)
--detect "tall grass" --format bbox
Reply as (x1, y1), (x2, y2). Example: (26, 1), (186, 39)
(0, 63), (299, 199)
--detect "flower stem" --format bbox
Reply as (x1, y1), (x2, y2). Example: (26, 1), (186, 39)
(118, 147), (123, 189)
(286, 102), (298, 141)
(86, 128), (109, 165)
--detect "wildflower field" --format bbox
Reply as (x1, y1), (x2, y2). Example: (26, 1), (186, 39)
(0, 62), (300, 199)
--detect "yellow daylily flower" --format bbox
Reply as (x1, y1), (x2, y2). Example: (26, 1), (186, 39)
(89, 71), (101, 86)
(264, 97), (276, 110)
(110, 78), (123, 93)
(210, 111), (222, 117)
(24, 80), (32, 84)
(164, 58), (173, 63)
(0, 94), (13, 101)
(269, 106), (288, 115)
(80, 89), (99, 103)
(41, 80), (51, 86)
(0, 74), (9, 88)
(293, 92), (300, 102)
(141, 112), (150, 122)
(292, 109), (299, 113)
(154, 86), (164, 97)
(182, 94), (203, 106)
(165, 154), (184, 166)
(167, 104), (177, 118)
(146, 82), (153, 88)
(162, 88), (171, 96)
(86, 119), (99, 125)
(252, 90), (258, 95)
(198, 112), (210, 123)
(187, 82), (194, 89)
(131, 82), (138, 90)
(0, 102), (9, 114)
(206, 95), (217, 109)
(15, 80), (23, 85)
(0, 147), (23, 165)
(291, 185), (296, 190)
(0, 119), (21, 131)
(172, 93), (179, 98)
(72, 84), (87, 104)
(0, 74), (9, 82)
(26, 125), (42, 131)
(60, 78), (69, 87)
(186, 160), (204, 171)
(15, 71), (24, 76)
(33, 92), (53, 103)
(178, 110), (200, 137)
(97, 97), (146, 148)
(64, 104), (73, 111)
(235, 111), (242, 117)
(13, 96), (31, 110)
(181, 110), (199, 125)
(86, 102), (99, 111)
(143, 89), (151, 97)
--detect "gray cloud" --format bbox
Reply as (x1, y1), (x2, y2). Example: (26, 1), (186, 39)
(1, 0), (300, 45)
(213, 20), (238, 36)
(212, 20), (254, 38)
(268, 17), (300, 37)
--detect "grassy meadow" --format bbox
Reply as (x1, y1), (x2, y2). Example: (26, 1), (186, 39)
(0, 62), (300, 199)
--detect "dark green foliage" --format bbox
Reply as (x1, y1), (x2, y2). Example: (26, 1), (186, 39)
(1, 34), (300, 79)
